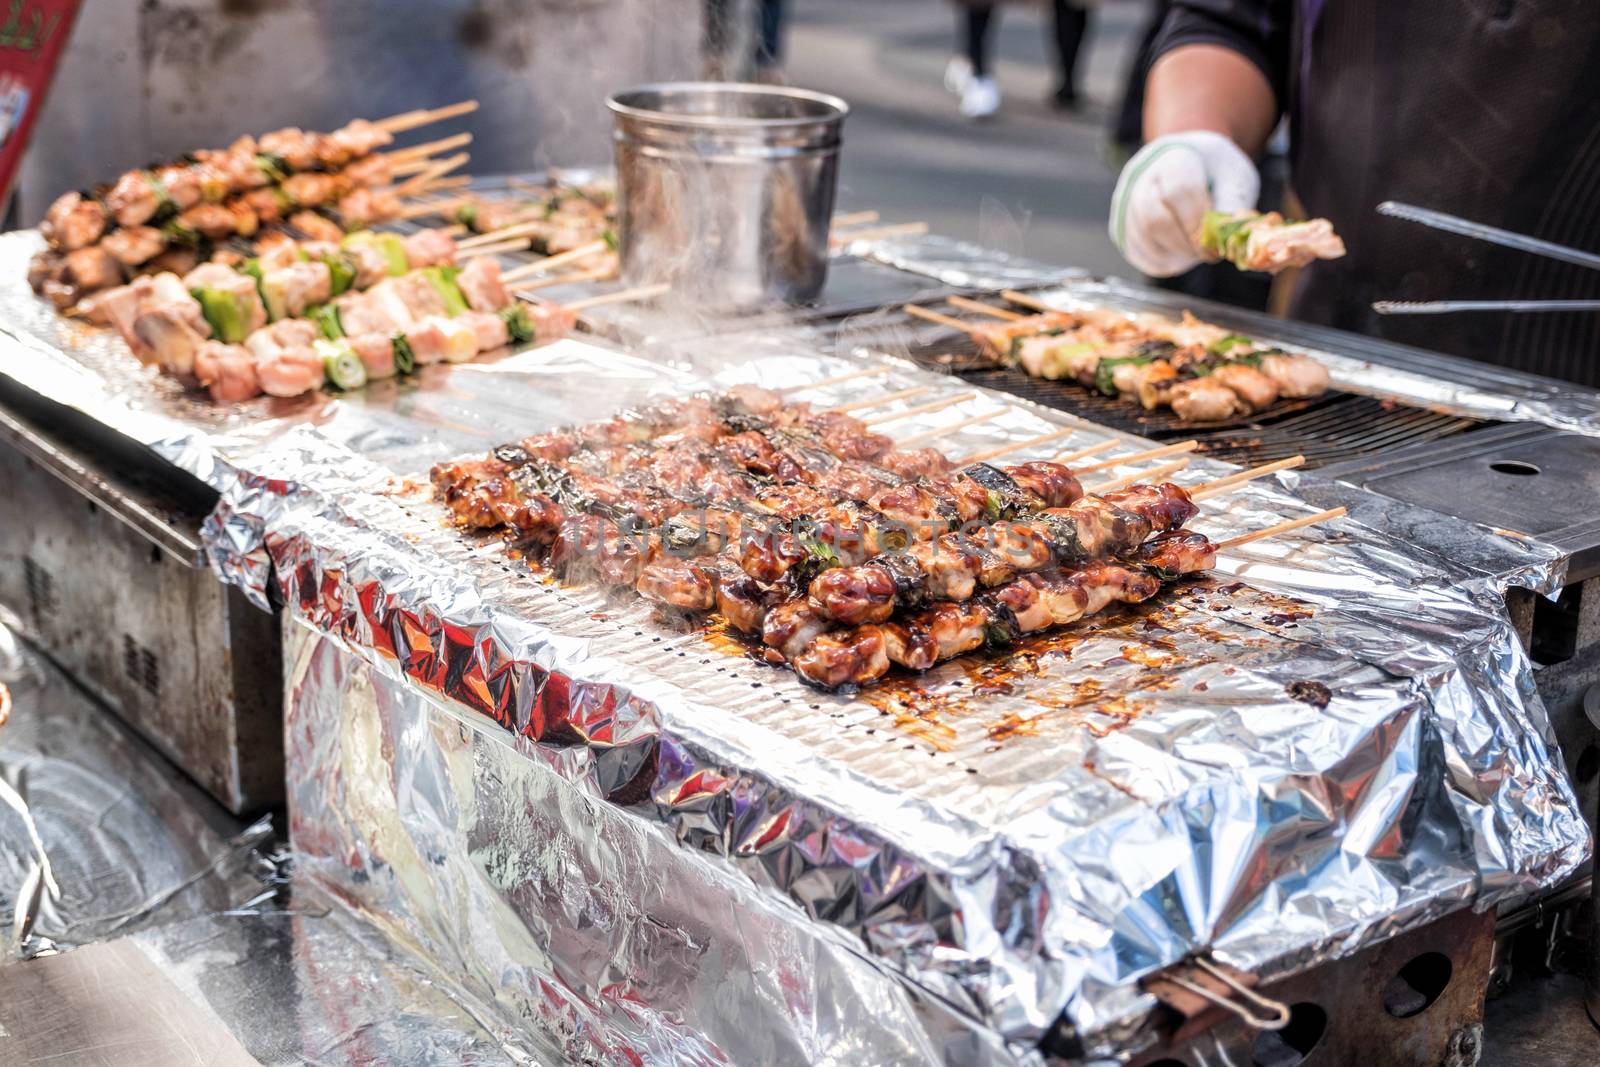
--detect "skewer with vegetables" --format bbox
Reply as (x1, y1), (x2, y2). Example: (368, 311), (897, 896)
(906, 295), (1331, 423)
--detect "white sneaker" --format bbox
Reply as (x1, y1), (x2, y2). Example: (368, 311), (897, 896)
(944, 56), (972, 94)
(960, 76), (1001, 119)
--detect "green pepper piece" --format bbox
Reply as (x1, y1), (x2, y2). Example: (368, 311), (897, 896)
(454, 203), (479, 229)
(190, 287), (252, 344)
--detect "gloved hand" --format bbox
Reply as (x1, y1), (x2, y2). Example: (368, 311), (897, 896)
(1108, 130), (1260, 278)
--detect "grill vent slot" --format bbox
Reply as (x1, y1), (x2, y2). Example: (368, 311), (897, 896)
(23, 555), (56, 624)
(121, 632), (160, 697)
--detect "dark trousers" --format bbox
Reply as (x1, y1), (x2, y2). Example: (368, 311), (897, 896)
(962, 1), (1090, 91)
(705, 0), (786, 69)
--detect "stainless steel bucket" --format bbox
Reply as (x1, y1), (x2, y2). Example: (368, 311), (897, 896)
(607, 83), (848, 311)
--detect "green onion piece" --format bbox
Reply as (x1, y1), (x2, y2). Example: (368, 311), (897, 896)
(422, 266), (468, 316)
(455, 203), (479, 229)
(391, 333), (416, 375)
(322, 252), (357, 297)
(307, 303), (344, 340)
(160, 216), (198, 246)
(258, 272), (289, 322)
(1093, 355), (1149, 396)
(237, 258), (263, 283)
(499, 304), (536, 344)
(602, 227), (618, 252)
(190, 287), (252, 344)
(254, 152), (289, 183)
(316, 338), (367, 391)
(377, 233), (408, 275)
(1209, 333), (1253, 355)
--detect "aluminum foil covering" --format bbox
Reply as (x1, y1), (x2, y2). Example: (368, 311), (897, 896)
(0, 613), (270, 960)
(195, 333), (1585, 1061)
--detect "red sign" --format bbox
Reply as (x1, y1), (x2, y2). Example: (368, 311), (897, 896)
(0, 0), (81, 207)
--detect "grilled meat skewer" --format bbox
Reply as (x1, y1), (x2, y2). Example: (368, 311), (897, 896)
(787, 531), (1218, 688)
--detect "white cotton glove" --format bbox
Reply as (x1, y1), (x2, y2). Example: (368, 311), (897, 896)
(1108, 130), (1261, 278)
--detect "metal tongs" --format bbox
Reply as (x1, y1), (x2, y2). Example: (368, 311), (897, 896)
(1372, 200), (1600, 315)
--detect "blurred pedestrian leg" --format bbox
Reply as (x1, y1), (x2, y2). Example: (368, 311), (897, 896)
(1050, 0), (1094, 111)
(948, 3), (1001, 119)
(704, 0), (787, 82)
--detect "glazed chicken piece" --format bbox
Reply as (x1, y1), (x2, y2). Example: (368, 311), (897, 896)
(133, 304), (209, 375)
(155, 164), (202, 210)
(1209, 363), (1280, 410)
(107, 171), (161, 227)
(1241, 217), (1346, 272)
(102, 226), (166, 268)
(193, 341), (262, 403)
(61, 246), (122, 294)
(1260, 352), (1331, 398)
(246, 319), (323, 398)
(454, 255), (506, 310)
(41, 192), (108, 250)
(178, 202), (238, 241)
(1168, 378), (1249, 422)
(287, 210), (345, 244)
(404, 228), (459, 270)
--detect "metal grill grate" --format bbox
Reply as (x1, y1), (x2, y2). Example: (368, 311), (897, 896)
(909, 335), (1492, 470)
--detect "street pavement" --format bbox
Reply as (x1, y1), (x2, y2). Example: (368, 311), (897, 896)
(784, 0), (1147, 278)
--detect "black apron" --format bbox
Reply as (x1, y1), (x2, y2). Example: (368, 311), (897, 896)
(1158, 0), (1600, 385)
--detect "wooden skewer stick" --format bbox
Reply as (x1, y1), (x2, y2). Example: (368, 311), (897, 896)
(1087, 456), (1192, 495)
(834, 221), (930, 243)
(440, 223), (468, 237)
(509, 264), (615, 291)
(1052, 439), (1119, 465)
(904, 303), (973, 333)
(414, 174), (473, 194)
(1190, 456), (1306, 500)
(863, 391), (978, 425)
(778, 367), (889, 394)
(375, 99), (480, 135)
(825, 385), (932, 414)
(396, 195), (466, 220)
(1000, 289), (1058, 314)
(958, 425), (1078, 465)
(1216, 507), (1347, 550)
(458, 218), (553, 249)
(832, 210), (880, 228)
(392, 156), (450, 178)
(384, 131), (473, 165)
(458, 236), (531, 259)
(947, 295), (1026, 321)
(500, 239), (612, 282)
(1072, 440), (1198, 476)
(393, 152), (470, 198)
(566, 283), (671, 313)
(897, 407), (1012, 448)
